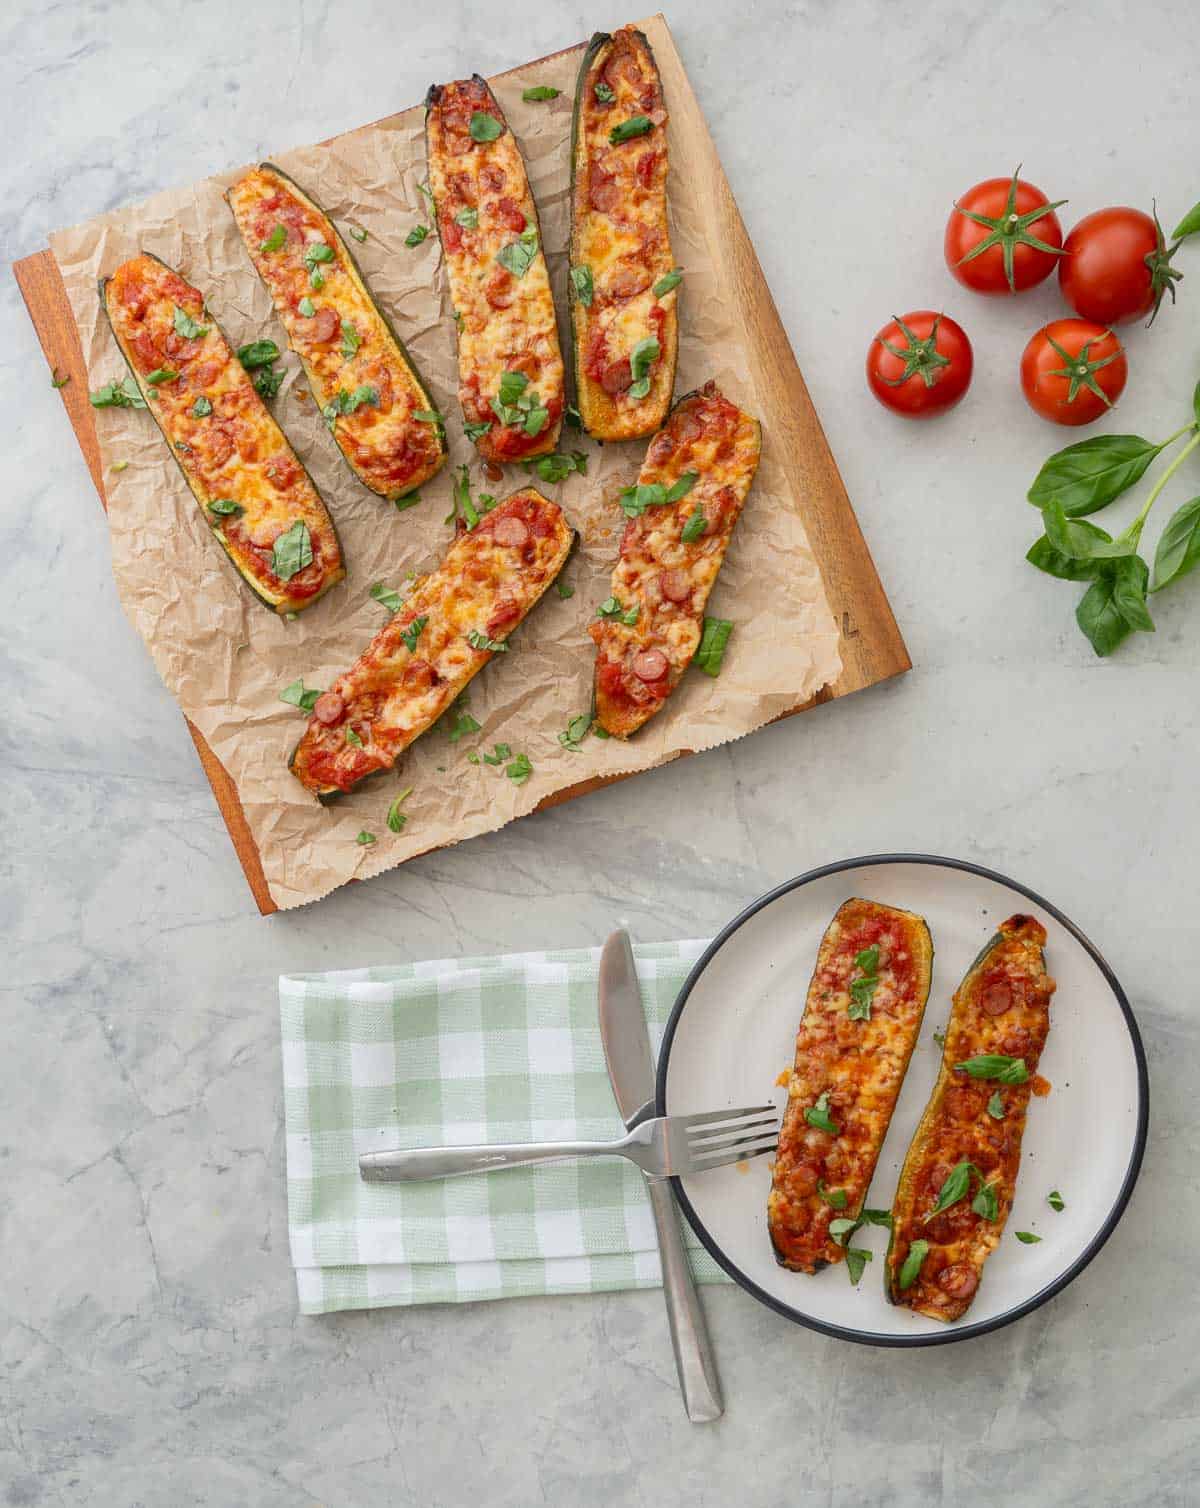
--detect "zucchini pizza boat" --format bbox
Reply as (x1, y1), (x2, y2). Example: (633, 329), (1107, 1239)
(227, 164), (446, 502)
(885, 914), (1056, 1321)
(290, 489), (573, 798)
(569, 27), (678, 440)
(425, 75), (564, 465)
(767, 899), (934, 1274)
(100, 253), (344, 615)
(589, 381), (759, 738)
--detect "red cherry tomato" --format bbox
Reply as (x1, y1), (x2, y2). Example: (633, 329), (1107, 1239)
(866, 311), (973, 419)
(945, 168), (1065, 295)
(1059, 206), (1182, 326)
(1019, 319), (1127, 426)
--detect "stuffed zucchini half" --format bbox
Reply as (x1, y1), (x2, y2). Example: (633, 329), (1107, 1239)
(768, 899), (933, 1274)
(886, 914), (1056, 1321)
(290, 488), (573, 799)
(425, 75), (564, 465)
(227, 164), (446, 503)
(100, 253), (345, 615)
(590, 382), (759, 738)
(569, 27), (678, 440)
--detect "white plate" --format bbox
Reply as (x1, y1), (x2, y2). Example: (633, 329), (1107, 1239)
(655, 855), (1147, 1346)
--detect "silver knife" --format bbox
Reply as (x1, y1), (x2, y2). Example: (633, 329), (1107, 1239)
(598, 928), (723, 1423)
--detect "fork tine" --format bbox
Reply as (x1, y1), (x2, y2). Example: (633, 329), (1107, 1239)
(686, 1115), (778, 1147)
(688, 1126), (779, 1157)
(684, 1138), (778, 1174)
(680, 1104), (777, 1130)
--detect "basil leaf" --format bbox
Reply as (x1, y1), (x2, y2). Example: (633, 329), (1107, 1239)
(804, 1091), (839, 1136)
(469, 111), (502, 142)
(447, 710), (481, 743)
(208, 498), (243, 518)
(859, 1208), (893, 1228)
(467, 629), (508, 653)
(506, 752), (533, 784)
(694, 617), (733, 677)
(386, 788), (413, 833)
(405, 224), (430, 247)
(304, 242), (334, 268)
(954, 1054), (1029, 1084)
(394, 490), (421, 511)
(370, 582), (403, 613)
(522, 85), (559, 101)
(238, 339), (279, 370)
(414, 409), (444, 426)
(270, 520), (313, 581)
(1028, 434), (1164, 518)
(1048, 1190), (1065, 1212)
(173, 306), (209, 340)
(1015, 1231), (1042, 1244)
(90, 377), (146, 409)
(345, 728), (364, 749)
(401, 614), (428, 653)
(898, 1239), (929, 1291)
(356, 829), (375, 845)
(191, 396), (213, 418)
(817, 1180), (848, 1210)
(323, 385), (380, 430)
(828, 1217), (858, 1247)
(528, 451), (587, 484)
(298, 297), (316, 318)
(678, 502), (707, 545)
(279, 678), (321, 712)
(1043, 500), (1135, 561)
(848, 976), (877, 1022)
(464, 420), (492, 443)
(260, 224), (287, 253)
(1110, 554), (1154, 632)
(653, 268), (682, 297)
(1172, 200), (1200, 240)
(455, 206), (479, 229)
(1151, 495), (1200, 591)
(594, 81), (615, 103)
(482, 743), (511, 766)
(845, 1247), (873, 1285)
(348, 224), (368, 242)
(971, 1180), (999, 1221)
(596, 596), (637, 625)
(497, 235), (538, 279)
(498, 370), (529, 406)
(253, 365), (284, 400)
(619, 482), (667, 518)
(523, 405), (549, 438)
(340, 321), (361, 359)
(570, 265), (594, 307)
(932, 1028), (946, 1047)
(630, 336), (660, 382)
(1076, 571), (1136, 658)
(146, 368), (177, 385)
(1026, 534), (1106, 582)
(555, 577), (574, 599)
(926, 1159), (974, 1218)
(609, 115), (652, 144)
(558, 713), (592, 751)
(987, 1090), (1005, 1120)
(447, 464), (480, 530)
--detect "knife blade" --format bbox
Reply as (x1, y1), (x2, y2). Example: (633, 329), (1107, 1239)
(598, 928), (723, 1423)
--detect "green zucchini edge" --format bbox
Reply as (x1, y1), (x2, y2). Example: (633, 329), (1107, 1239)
(98, 254), (345, 617)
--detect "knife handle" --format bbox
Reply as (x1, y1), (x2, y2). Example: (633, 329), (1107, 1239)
(645, 1176), (724, 1423)
(360, 1136), (633, 1181)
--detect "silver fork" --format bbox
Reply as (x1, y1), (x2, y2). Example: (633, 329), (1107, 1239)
(358, 1104), (778, 1183)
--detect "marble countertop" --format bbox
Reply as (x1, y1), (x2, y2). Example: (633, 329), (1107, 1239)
(4, 0), (1193, 1502)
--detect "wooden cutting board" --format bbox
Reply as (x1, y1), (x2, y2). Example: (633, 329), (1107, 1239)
(14, 16), (909, 916)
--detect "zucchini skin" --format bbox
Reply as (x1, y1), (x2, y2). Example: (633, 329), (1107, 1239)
(569, 27), (678, 440)
(767, 899), (933, 1274)
(99, 253), (345, 616)
(885, 914), (1056, 1321)
(227, 164), (446, 502)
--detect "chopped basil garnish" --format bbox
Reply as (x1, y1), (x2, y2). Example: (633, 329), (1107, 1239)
(270, 520), (313, 581)
(340, 321), (361, 359)
(279, 678), (321, 712)
(1048, 1190), (1065, 1212)
(804, 1091), (839, 1136)
(525, 450), (588, 484)
(467, 629), (508, 653)
(609, 115), (652, 145)
(90, 377), (146, 409)
(522, 85), (560, 101)
(860, 1208), (893, 1228)
(400, 614), (428, 653)
(898, 1239), (929, 1291)
(386, 788), (413, 833)
(455, 207), (479, 229)
(348, 224), (368, 242)
(499, 370), (529, 406)
(446, 463), (480, 529)
(653, 268), (683, 297)
(828, 1217), (858, 1247)
(596, 596), (639, 626)
(594, 81), (616, 103)
(298, 296), (316, 318)
(303, 243), (335, 290)
(356, 829), (375, 845)
(237, 340), (279, 370)
(345, 727), (364, 749)
(497, 232), (538, 279)
(955, 1054), (1029, 1085)
(1015, 1231), (1042, 1244)
(627, 336), (660, 400)
(848, 943), (881, 1022)
(260, 223), (287, 254)
(555, 579), (574, 599)
(987, 1091), (1005, 1120)
(558, 714), (592, 752)
(323, 385), (379, 430)
(414, 409), (444, 426)
(482, 743), (511, 766)
(846, 1247), (873, 1285)
(50, 368), (70, 389)
(208, 498), (243, 518)
(418, 180), (435, 208)
(406, 224), (430, 248)
(570, 265), (594, 306)
(506, 752), (533, 784)
(453, 309), (464, 331)
(192, 396), (213, 418)
(680, 502), (706, 544)
(394, 490), (421, 511)
(926, 1159), (976, 1219)
(447, 709), (481, 743)
(817, 1181), (848, 1210)
(972, 1181), (999, 1222)
(253, 366), (284, 400)
(469, 111), (502, 142)
(932, 1028), (947, 1047)
(694, 617), (733, 677)
(146, 368), (178, 385)
(490, 368), (547, 434)
(173, 306), (209, 340)
(370, 582), (403, 613)
(464, 420), (492, 443)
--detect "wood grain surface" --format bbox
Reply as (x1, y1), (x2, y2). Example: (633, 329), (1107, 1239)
(14, 16), (908, 917)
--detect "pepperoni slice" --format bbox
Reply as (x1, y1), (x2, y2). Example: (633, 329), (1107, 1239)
(313, 693), (345, 727)
(659, 569), (692, 604)
(635, 151), (658, 188)
(944, 1085), (983, 1122)
(600, 358), (633, 395)
(607, 263), (652, 300)
(480, 164), (507, 192)
(487, 596), (522, 637)
(646, 432), (675, 467)
(308, 306), (340, 344)
(631, 648), (669, 683)
(484, 266), (515, 310)
(936, 1264), (979, 1300)
(492, 516), (530, 550)
(786, 1161), (821, 1197)
(495, 196), (528, 233)
(589, 173), (621, 214)
(1002, 1026), (1032, 1057)
(672, 408), (704, 443)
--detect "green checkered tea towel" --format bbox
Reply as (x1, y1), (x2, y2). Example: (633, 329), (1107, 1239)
(279, 941), (728, 1314)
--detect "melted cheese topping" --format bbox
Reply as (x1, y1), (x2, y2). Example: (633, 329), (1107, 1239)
(291, 489), (573, 795)
(227, 166), (445, 500)
(103, 254), (344, 615)
(889, 914), (1056, 1321)
(768, 900), (932, 1274)
(571, 27), (677, 440)
(426, 77), (564, 465)
(589, 381), (760, 737)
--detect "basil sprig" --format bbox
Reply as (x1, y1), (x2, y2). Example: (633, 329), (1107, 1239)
(609, 115), (652, 144)
(387, 788), (413, 833)
(898, 1239), (929, 1291)
(804, 1091), (839, 1136)
(693, 617), (733, 677)
(270, 520), (313, 581)
(954, 1054), (1029, 1085)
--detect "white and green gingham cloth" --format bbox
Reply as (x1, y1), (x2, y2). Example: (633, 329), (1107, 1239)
(279, 941), (728, 1314)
